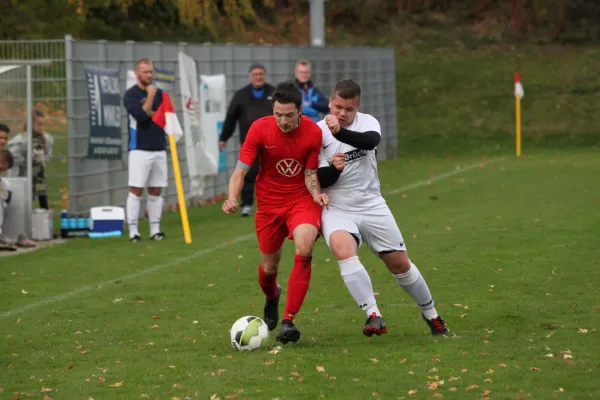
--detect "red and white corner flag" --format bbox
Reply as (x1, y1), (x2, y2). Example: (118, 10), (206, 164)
(514, 72), (524, 98)
(152, 92), (183, 142)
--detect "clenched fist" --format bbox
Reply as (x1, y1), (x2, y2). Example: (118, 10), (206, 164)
(222, 198), (239, 214)
(331, 152), (345, 171)
(325, 115), (341, 134)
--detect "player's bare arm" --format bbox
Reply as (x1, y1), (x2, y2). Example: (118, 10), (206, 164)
(223, 162), (250, 214)
(326, 114), (380, 151)
(142, 85), (157, 117)
(305, 168), (329, 208)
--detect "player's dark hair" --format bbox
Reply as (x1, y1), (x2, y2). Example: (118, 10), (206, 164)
(332, 79), (361, 101)
(0, 149), (14, 169)
(272, 80), (302, 110)
(0, 123), (9, 134)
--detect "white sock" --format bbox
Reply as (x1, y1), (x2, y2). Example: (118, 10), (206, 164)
(394, 262), (438, 320)
(147, 195), (163, 236)
(126, 192), (141, 238)
(339, 256), (381, 317)
(0, 202), (4, 235)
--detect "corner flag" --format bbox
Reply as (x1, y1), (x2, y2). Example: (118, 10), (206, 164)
(152, 92), (192, 244)
(514, 72), (523, 158)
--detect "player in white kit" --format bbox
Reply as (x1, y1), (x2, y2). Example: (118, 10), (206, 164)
(316, 79), (448, 337)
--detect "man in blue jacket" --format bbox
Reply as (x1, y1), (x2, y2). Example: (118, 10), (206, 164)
(294, 60), (329, 123)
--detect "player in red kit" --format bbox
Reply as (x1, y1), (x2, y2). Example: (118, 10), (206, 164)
(222, 81), (328, 344)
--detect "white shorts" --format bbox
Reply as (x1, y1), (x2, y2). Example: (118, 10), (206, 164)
(128, 150), (168, 188)
(321, 205), (406, 255)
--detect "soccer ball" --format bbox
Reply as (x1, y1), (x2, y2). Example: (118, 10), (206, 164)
(229, 316), (269, 351)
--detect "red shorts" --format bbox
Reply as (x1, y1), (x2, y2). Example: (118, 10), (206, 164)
(255, 196), (323, 254)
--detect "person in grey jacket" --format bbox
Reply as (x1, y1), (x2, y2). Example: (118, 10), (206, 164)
(7, 109), (54, 210)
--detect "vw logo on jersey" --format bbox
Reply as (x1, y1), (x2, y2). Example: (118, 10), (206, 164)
(276, 158), (302, 177)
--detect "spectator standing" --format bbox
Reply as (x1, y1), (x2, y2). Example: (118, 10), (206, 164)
(293, 59), (329, 123)
(7, 110), (54, 210)
(0, 125), (35, 249)
(219, 63), (275, 217)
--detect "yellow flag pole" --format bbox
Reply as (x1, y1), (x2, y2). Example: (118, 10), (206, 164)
(168, 134), (192, 244)
(514, 72), (522, 158)
(515, 94), (521, 157)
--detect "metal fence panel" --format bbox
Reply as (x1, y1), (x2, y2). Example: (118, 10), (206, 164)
(1, 37), (397, 214)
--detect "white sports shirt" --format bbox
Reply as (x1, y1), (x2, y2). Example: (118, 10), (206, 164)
(318, 112), (387, 212)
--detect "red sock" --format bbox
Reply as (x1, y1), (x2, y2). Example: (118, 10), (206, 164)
(283, 255), (312, 321)
(258, 265), (278, 300)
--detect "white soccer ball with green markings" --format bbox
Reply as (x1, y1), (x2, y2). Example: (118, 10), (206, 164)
(230, 316), (269, 351)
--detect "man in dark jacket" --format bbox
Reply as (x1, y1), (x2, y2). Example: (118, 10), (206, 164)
(294, 59), (329, 122)
(219, 63), (275, 217)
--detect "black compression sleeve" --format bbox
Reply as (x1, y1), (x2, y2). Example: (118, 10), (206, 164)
(317, 164), (342, 189)
(335, 128), (381, 150)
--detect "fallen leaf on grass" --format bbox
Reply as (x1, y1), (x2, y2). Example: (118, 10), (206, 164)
(172, 383), (183, 388)
(448, 387), (457, 392)
(408, 389), (417, 395)
(207, 284), (215, 287)
(593, 305), (600, 310)
(577, 328), (588, 334)
(112, 298), (123, 303)
(265, 360), (275, 367)
(466, 385), (479, 390)
(484, 378), (493, 383)
(498, 363), (506, 368)
(151, 325), (159, 329)
(40, 387), (53, 392)
(268, 346), (282, 354)
(22, 289), (28, 294)
(529, 367), (540, 372)
(448, 376), (460, 382)
(16, 318), (22, 324)
(43, 396), (52, 400)
(316, 366), (326, 372)
(152, 315), (160, 320)
(109, 381), (123, 387)
(370, 358), (379, 363)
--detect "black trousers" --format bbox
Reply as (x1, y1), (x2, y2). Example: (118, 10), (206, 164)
(241, 159), (259, 207)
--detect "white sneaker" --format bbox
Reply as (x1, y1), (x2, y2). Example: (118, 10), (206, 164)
(241, 205), (252, 217)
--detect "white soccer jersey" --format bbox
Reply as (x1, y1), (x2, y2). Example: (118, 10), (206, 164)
(318, 112), (387, 213)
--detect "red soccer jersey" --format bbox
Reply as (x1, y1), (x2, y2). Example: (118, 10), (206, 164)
(238, 115), (323, 209)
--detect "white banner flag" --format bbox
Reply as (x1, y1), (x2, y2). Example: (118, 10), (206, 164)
(199, 74), (227, 176)
(178, 51), (204, 198)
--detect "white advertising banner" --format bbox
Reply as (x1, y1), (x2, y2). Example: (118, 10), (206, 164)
(199, 74), (228, 175)
(177, 51), (204, 198)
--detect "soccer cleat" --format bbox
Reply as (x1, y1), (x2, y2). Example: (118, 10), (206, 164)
(130, 234), (142, 242)
(263, 284), (282, 331)
(0, 234), (17, 251)
(241, 205), (252, 217)
(422, 313), (449, 336)
(363, 312), (388, 337)
(15, 234), (36, 248)
(150, 232), (165, 241)
(276, 320), (301, 344)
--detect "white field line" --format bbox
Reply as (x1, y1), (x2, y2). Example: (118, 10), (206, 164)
(0, 157), (501, 319)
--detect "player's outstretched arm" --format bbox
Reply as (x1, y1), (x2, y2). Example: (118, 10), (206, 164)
(222, 162), (249, 214)
(325, 115), (381, 150)
(305, 169), (329, 208)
